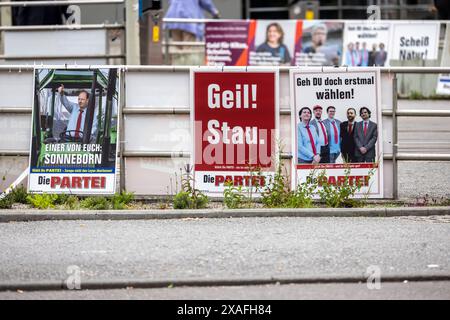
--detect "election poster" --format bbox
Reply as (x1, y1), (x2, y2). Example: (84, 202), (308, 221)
(436, 23), (450, 96)
(28, 68), (120, 194)
(192, 69), (279, 196)
(390, 21), (440, 61)
(290, 68), (383, 198)
(205, 20), (251, 66)
(205, 20), (303, 66)
(342, 21), (391, 67)
(436, 75), (450, 95)
(296, 20), (344, 66)
(248, 20), (302, 66)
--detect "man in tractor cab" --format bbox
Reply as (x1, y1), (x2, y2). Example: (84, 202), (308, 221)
(58, 84), (98, 143)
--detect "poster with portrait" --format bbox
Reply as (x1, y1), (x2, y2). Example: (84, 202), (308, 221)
(342, 21), (391, 67)
(248, 20), (302, 66)
(192, 69), (279, 196)
(390, 21), (440, 61)
(28, 68), (120, 194)
(296, 20), (344, 66)
(290, 68), (383, 198)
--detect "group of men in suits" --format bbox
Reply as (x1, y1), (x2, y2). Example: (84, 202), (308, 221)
(297, 105), (378, 164)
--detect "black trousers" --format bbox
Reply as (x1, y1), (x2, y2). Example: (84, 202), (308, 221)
(356, 154), (375, 163)
(342, 151), (357, 163)
(319, 145), (330, 163)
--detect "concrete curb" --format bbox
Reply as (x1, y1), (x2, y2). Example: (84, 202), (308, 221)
(0, 206), (449, 222)
(1, 274), (450, 292)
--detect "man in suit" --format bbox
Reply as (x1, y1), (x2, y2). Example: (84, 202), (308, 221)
(310, 105), (330, 163)
(323, 106), (341, 163)
(340, 108), (357, 163)
(355, 107), (378, 163)
(58, 84), (98, 143)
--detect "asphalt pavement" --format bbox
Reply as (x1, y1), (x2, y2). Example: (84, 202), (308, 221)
(0, 216), (449, 287)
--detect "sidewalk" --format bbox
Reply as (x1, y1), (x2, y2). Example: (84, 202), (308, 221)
(0, 206), (449, 222)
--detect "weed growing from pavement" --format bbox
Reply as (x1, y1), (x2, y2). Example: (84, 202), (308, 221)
(223, 180), (247, 209)
(9, 185), (28, 204)
(173, 165), (208, 209)
(223, 163), (262, 209)
(413, 194), (450, 207)
(0, 193), (13, 209)
(27, 193), (59, 209)
(260, 145), (316, 208)
(317, 166), (375, 208)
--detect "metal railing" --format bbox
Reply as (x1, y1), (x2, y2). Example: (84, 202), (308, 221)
(0, 65), (449, 198)
(246, 0), (435, 19)
(0, 0), (124, 7)
(0, 0), (125, 63)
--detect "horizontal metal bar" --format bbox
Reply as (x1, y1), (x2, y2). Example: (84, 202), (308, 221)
(396, 153), (450, 161)
(396, 110), (450, 117)
(0, 24), (124, 31)
(319, 5), (431, 10)
(0, 107), (31, 113)
(0, 1), (124, 7)
(277, 66), (450, 74)
(0, 151), (29, 156)
(248, 7), (288, 13)
(162, 41), (205, 47)
(0, 65), (123, 71)
(1, 65), (450, 74)
(1, 54), (125, 60)
(123, 107), (190, 115)
(2, 55), (124, 60)
(123, 151), (190, 158)
(3, 107), (449, 117)
(2, 150), (450, 161)
(162, 18), (450, 25)
(382, 109), (450, 117)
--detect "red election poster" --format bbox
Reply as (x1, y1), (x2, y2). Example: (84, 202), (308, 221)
(192, 69), (279, 196)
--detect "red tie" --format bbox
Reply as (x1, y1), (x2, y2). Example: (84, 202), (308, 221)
(332, 121), (338, 144)
(364, 122), (368, 136)
(348, 123), (352, 134)
(75, 110), (83, 138)
(319, 121), (328, 145)
(306, 125), (317, 156)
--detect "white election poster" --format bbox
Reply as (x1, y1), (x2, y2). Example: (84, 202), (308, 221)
(342, 21), (391, 67)
(28, 68), (120, 194)
(436, 23), (450, 95)
(390, 21), (440, 61)
(436, 75), (450, 95)
(290, 68), (383, 198)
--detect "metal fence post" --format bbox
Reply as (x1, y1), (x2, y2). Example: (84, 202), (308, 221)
(392, 74), (398, 200)
(119, 68), (126, 192)
(125, 0), (140, 65)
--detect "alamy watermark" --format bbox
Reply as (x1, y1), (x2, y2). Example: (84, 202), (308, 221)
(65, 265), (81, 290)
(366, 265), (381, 290)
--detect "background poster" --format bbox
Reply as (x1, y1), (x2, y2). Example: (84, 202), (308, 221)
(28, 68), (120, 194)
(290, 68), (383, 198)
(205, 21), (251, 66)
(436, 75), (450, 95)
(436, 23), (450, 95)
(342, 21), (391, 67)
(192, 70), (279, 195)
(390, 21), (440, 61)
(249, 20), (302, 66)
(297, 20), (344, 66)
